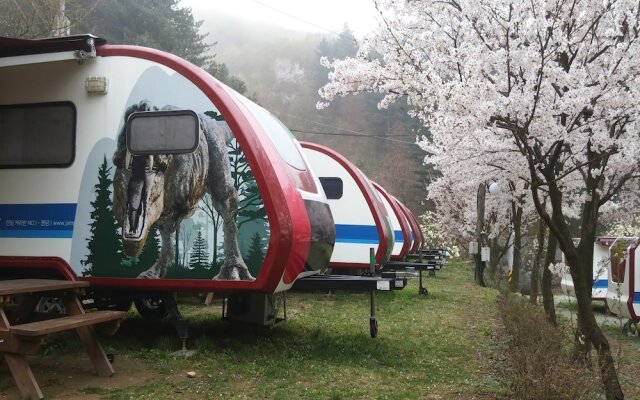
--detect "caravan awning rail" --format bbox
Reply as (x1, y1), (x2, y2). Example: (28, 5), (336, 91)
(0, 34), (106, 67)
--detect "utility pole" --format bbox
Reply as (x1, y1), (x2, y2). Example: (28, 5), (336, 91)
(475, 183), (487, 287)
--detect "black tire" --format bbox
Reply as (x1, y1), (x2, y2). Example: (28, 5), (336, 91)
(93, 293), (133, 312)
(420, 287), (429, 296)
(134, 297), (168, 320)
(36, 296), (65, 315)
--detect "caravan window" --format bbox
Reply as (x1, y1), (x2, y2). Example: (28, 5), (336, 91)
(236, 95), (307, 171)
(319, 177), (343, 199)
(610, 255), (626, 284)
(126, 110), (199, 155)
(0, 102), (75, 168)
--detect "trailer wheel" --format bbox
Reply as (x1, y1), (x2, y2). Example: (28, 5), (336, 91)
(419, 287), (429, 296)
(134, 297), (168, 320)
(369, 317), (378, 338)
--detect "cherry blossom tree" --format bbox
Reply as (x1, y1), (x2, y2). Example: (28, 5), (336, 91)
(425, 135), (541, 290)
(318, 0), (640, 397)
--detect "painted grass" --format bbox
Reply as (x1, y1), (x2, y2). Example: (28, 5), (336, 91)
(11, 263), (508, 399)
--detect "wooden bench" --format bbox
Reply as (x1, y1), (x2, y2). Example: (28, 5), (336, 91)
(9, 310), (124, 337)
(0, 279), (126, 400)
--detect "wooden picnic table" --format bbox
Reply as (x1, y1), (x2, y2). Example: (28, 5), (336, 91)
(0, 279), (125, 400)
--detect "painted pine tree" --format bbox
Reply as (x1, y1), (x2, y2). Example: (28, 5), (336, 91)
(189, 229), (210, 275)
(200, 196), (221, 255)
(81, 156), (124, 277)
(245, 231), (265, 276)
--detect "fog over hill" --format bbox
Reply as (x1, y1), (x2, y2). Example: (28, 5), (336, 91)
(190, 6), (432, 215)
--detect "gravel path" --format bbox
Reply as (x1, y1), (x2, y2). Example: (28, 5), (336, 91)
(554, 294), (627, 329)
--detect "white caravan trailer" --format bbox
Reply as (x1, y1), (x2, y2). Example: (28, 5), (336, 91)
(391, 195), (415, 254)
(371, 181), (410, 261)
(560, 237), (616, 301)
(605, 238), (640, 322)
(300, 142), (394, 271)
(395, 197), (423, 254)
(0, 35), (336, 318)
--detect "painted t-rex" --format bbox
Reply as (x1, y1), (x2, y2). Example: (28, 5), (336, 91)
(112, 100), (254, 281)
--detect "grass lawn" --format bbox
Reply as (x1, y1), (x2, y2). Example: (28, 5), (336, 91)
(0, 263), (507, 399)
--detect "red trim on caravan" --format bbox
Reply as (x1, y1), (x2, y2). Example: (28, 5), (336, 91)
(371, 182), (410, 260)
(410, 211), (425, 249)
(0, 257), (77, 281)
(95, 45), (311, 292)
(397, 201), (421, 254)
(300, 142), (390, 268)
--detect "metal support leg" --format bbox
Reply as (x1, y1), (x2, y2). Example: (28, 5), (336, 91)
(222, 296), (227, 319)
(161, 293), (188, 344)
(282, 292), (287, 321)
(369, 248), (378, 338)
(419, 270), (428, 295)
(370, 290), (378, 338)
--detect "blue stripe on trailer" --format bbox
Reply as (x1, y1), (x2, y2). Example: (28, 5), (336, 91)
(394, 230), (403, 242)
(335, 224), (379, 244)
(592, 279), (608, 289)
(0, 203), (76, 238)
(634, 293), (640, 304)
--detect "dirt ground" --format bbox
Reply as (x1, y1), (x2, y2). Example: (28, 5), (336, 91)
(0, 354), (157, 400)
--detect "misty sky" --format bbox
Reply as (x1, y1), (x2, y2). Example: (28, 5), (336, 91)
(181, 0), (380, 37)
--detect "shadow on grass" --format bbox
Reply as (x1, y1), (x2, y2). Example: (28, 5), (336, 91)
(103, 311), (409, 371)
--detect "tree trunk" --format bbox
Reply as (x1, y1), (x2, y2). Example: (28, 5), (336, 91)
(509, 204), (522, 292)
(563, 241), (624, 399)
(488, 237), (498, 283)
(522, 125), (624, 399)
(542, 230), (557, 326)
(572, 260), (624, 399)
(530, 221), (545, 305)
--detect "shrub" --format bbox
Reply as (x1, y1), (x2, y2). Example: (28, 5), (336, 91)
(496, 293), (602, 399)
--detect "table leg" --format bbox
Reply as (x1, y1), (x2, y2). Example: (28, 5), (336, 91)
(4, 353), (43, 400)
(65, 297), (114, 377)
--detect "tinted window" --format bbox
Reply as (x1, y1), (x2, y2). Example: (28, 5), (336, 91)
(320, 177), (343, 199)
(126, 110), (199, 155)
(0, 102), (75, 168)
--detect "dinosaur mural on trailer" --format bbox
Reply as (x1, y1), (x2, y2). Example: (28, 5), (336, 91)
(111, 100), (254, 281)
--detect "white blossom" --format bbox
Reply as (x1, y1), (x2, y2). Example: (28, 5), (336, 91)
(318, 0), (640, 234)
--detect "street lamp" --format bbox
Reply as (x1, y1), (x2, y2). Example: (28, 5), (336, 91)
(488, 181), (500, 196)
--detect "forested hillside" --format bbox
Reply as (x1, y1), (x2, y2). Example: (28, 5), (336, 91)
(0, 0), (430, 214)
(194, 10), (431, 214)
